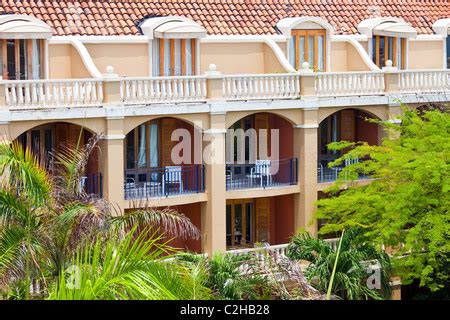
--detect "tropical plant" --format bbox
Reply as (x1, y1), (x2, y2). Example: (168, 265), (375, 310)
(286, 229), (392, 300)
(315, 108), (450, 291)
(177, 251), (270, 300)
(0, 133), (201, 300)
(48, 227), (211, 300)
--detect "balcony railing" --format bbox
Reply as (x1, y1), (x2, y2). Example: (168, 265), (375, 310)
(3, 79), (103, 109)
(81, 173), (103, 197)
(318, 156), (369, 183)
(226, 158), (298, 191)
(124, 164), (204, 199)
(398, 70), (450, 93)
(2, 69), (449, 110)
(315, 71), (385, 97)
(222, 74), (301, 100)
(120, 76), (207, 105)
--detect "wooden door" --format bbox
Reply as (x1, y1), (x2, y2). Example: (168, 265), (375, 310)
(255, 197), (270, 243)
(161, 118), (178, 166)
(254, 113), (269, 159)
(340, 110), (355, 142)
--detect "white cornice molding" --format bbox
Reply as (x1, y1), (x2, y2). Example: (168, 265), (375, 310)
(201, 35), (287, 43)
(102, 134), (125, 140)
(49, 35), (149, 44)
(292, 124), (319, 129)
(411, 35), (444, 41)
(203, 128), (227, 134)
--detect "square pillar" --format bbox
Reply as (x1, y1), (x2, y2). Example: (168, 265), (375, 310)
(201, 112), (227, 256)
(98, 117), (125, 213)
(293, 109), (319, 236)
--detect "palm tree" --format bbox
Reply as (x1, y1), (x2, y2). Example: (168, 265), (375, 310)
(48, 227), (211, 300)
(286, 229), (392, 300)
(0, 134), (201, 299)
(177, 251), (271, 300)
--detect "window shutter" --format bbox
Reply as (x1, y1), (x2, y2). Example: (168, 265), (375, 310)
(340, 110), (355, 142)
(255, 198), (270, 243)
(161, 118), (178, 166)
(255, 113), (269, 159)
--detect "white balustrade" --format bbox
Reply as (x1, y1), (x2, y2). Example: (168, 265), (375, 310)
(120, 76), (207, 104)
(222, 74), (301, 100)
(398, 70), (450, 93)
(4, 79), (103, 109)
(315, 72), (385, 96)
(324, 238), (340, 251)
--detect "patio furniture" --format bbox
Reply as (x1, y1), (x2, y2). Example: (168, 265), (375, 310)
(162, 166), (183, 195)
(248, 160), (272, 188)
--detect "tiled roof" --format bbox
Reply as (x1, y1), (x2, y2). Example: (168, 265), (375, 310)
(0, 0), (448, 36)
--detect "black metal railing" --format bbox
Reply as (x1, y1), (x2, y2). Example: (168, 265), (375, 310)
(81, 173), (103, 197)
(226, 158), (298, 191)
(124, 164), (205, 199)
(317, 156), (369, 183)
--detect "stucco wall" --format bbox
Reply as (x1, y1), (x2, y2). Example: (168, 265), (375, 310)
(48, 44), (91, 78)
(330, 41), (348, 71)
(408, 40), (444, 69)
(200, 42), (265, 74)
(48, 44), (72, 78)
(85, 43), (149, 76)
(263, 42), (286, 73)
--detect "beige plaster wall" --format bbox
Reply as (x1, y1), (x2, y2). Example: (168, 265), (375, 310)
(330, 42), (348, 72)
(48, 44), (72, 79)
(85, 43), (149, 77)
(200, 42), (265, 74)
(408, 40), (444, 69)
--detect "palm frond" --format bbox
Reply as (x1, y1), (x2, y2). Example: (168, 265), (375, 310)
(111, 206), (200, 240)
(0, 141), (51, 204)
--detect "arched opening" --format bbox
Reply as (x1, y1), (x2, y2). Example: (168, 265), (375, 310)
(124, 117), (203, 199)
(225, 112), (297, 250)
(318, 108), (380, 182)
(225, 112), (296, 190)
(14, 122), (102, 196)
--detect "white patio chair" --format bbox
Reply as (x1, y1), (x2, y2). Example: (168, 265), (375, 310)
(162, 166), (183, 195)
(78, 176), (88, 193)
(249, 160), (271, 188)
(124, 177), (136, 198)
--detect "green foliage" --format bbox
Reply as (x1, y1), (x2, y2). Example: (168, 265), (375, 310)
(177, 251), (271, 300)
(48, 228), (211, 300)
(316, 109), (450, 292)
(0, 136), (203, 300)
(287, 229), (392, 300)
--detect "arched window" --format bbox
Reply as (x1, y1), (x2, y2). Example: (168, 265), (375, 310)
(140, 17), (207, 76)
(0, 15), (51, 80)
(358, 18), (417, 69)
(278, 17), (334, 72)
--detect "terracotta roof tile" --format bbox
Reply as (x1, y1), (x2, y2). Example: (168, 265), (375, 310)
(0, 0), (448, 36)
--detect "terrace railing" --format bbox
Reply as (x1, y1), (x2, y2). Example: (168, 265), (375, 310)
(3, 78), (103, 109)
(2, 69), (449, 110)
(226, 158), (298, 191)
(315, 71), (385, 97)
(222, 74), (301, 100)
(120, 76), (207, 105)
(398, 70), (450, 93)
(124, 164), (204, 199)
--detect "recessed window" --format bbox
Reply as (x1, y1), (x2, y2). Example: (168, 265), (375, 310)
(0, 39), (44, 80)
(289, 29), (326, 71)
(372, 36), (406, 69)
(152, 38), (196, 76)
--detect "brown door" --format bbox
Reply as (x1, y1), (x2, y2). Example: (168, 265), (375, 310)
(254, 113), (269, 159)
(161, 118), (178, 167)
(255, 197), (270, 243)
(340, 110), (355, 142)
